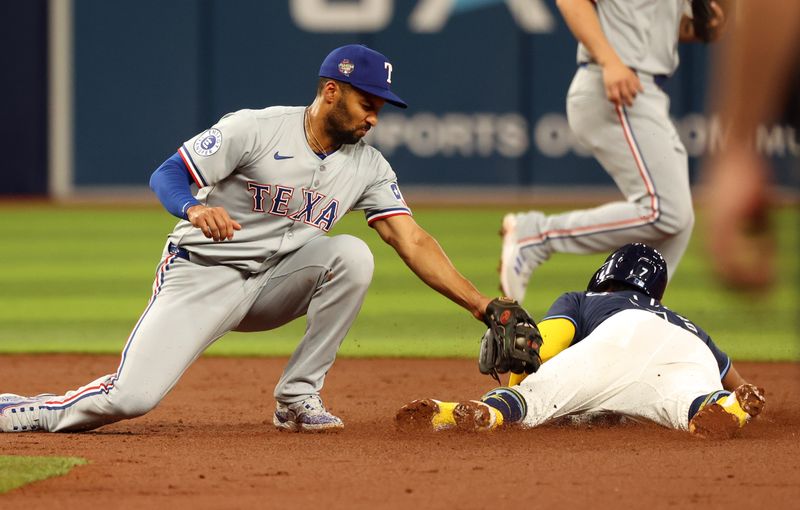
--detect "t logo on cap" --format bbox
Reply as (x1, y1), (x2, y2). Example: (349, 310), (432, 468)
(319, 44), (408, 109)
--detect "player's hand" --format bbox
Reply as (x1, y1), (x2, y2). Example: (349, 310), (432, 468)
(703, 146), (775, 290)
(707, 1), (726, 35)
(187, 205), (242, 242)
(684, 1), (727, 43)
(602, 60), (643, 107)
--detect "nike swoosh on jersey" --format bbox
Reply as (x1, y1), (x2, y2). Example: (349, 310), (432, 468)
(273, 151), (294, 160)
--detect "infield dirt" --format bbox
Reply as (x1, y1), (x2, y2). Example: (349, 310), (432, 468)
(1, 355), (798, 509)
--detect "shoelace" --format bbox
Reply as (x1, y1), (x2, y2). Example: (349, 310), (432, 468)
(301, 396), (326, 413)
(8, 403), (41, 431)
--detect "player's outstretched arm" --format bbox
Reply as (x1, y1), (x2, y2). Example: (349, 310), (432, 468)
(507, 317), (576, 386)
(556, 0), (642, 107)
(371, 214), (491, 321)
(186, 204), (242, 242)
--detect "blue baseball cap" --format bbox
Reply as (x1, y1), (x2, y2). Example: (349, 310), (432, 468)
(319, 45), (408, 109)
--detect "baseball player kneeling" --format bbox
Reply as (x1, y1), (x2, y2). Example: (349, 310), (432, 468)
(397, 243), (766, 439)
(0, 45), (511, 434)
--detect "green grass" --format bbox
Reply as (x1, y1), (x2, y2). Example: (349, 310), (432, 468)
(0, 456), (87, 494)
(0, 204), (797, 360)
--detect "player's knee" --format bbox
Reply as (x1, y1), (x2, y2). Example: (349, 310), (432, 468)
(329, 235), (374, 286)
(655, 207), (694, 236)
(112, 393), (160, 418)
(677, 208), (695, 233)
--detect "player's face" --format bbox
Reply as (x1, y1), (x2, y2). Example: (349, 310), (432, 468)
(325, 86), (385, 145)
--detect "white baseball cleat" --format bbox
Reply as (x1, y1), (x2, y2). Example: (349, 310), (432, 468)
(499, 212), (551, 303)
(0, 393), (45, 432)
(499, 214), (530, 302)
(500, 213), (524, 302)
(273, 395), (343, 433)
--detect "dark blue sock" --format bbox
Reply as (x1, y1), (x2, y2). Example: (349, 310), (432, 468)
(481, 387), (527, 423)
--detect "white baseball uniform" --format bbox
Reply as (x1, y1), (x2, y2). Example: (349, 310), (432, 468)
(515, 289), (729, 430)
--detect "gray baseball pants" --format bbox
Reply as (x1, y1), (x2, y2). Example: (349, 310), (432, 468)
(516, 64), (694, 277)
(38, 234), (373, 432)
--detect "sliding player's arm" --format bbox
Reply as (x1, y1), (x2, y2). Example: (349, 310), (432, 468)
(508, 317), (576, 386)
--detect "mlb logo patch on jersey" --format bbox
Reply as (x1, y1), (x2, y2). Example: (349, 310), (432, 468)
(338, 59), (355, 77)
(193, 128), (223, 157)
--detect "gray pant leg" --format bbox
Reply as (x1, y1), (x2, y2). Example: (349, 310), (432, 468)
(38, 256), (256, 432)
(520, 67), (694, 277)
(234, 235), (374, 403)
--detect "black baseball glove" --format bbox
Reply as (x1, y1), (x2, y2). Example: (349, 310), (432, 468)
(479, 297), (543, 384)
(691, 0), (715, 43)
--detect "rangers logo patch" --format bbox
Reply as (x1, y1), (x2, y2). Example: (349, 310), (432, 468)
(338, 59), (355, 77)
(193, 128), (223, 157)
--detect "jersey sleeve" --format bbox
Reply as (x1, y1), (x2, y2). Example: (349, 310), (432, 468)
(352, 150), (412, 225)
(537, 318), (577, 362)
(542, 292), (582, 329)
(149, 152), (202, 219)
(177, 110), (259, 188)
(507, 316), (577, 386)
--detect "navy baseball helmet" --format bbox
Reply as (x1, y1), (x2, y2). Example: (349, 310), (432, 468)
(319, 44), (408, 109)
(587, 243), (668, 300)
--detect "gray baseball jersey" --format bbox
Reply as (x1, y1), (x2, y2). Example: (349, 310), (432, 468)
(175, 106), (411, 272)
(15, 106), (412, 432)
(577, 0), (689, 75)
(1, 43), (415, 434)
